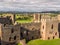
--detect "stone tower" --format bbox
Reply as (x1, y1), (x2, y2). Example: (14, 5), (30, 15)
(57, 14), (60, 22)
(33, 13), (41, 23)
(2, 13), (15, 24)
(40, 17), (59, 40)
(0, 24), (20, 45)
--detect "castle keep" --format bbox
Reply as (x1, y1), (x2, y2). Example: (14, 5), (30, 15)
(0, 13), (60, 45)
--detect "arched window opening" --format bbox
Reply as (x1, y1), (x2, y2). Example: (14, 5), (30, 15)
(14, 36), (16, 40)
(51, 24), (53, 29)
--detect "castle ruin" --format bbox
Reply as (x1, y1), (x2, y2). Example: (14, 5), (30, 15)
(0, 13), (60, 45)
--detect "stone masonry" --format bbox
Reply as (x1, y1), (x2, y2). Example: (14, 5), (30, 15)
(0, 13), (60, 45)
(0, 24), (20, 45)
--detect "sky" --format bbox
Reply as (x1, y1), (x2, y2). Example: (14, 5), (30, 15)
(0, 0), (60, 12)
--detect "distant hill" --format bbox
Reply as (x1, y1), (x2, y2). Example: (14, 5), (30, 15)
(0, 11), (60, 14)
(41, 11), (60, 13)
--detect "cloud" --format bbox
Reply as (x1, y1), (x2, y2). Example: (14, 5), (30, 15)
(0, 0), (60, 12)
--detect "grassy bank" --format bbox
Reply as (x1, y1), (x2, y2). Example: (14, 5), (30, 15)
(27, 39), (60, 45)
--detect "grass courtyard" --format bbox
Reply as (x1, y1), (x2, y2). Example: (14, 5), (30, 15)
(15, 14), (33, 23)
(27, 39), (60, 45)
(16, 20), (33, 23)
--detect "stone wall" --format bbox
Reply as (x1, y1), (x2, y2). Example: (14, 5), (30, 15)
(33, 13), (41, 23)
(20, 23), (41, 41)
(2, 13), (15, 24)
(20, 39), (26, 45)
(41, 18), (59, 40)
(0, 17), (12, 25)
(0, 24), (20, 45)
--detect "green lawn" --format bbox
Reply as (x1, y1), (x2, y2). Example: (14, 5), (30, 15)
(16, 14), (33, 23)
(17, 43), (22, 45)
(27, 39), (60, 45)
(16, 20), (33, 23)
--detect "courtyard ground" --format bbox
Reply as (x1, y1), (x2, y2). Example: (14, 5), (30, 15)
(27, 39), (60, 45)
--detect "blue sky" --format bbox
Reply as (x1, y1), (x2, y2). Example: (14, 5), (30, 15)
(0, 0), (60, 12)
